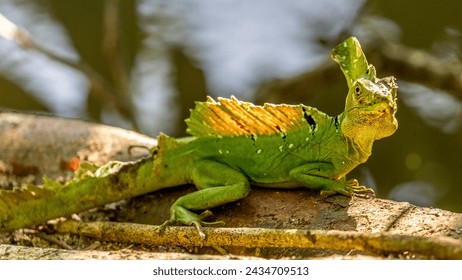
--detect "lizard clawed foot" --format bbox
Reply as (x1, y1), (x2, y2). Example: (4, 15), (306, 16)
(345, 179), (375, 198)
(193, 210), (225, 238)
(321, 179), (375, 198)
(192, 218), (225, 238)
(161, 206), (225, 238)
(158, 220), (174, 232)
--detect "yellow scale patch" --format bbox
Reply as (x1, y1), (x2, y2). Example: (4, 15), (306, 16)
(186, 96), (309, 137)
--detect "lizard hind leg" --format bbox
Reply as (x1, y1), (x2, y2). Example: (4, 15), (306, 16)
(162, 159), (251, 237)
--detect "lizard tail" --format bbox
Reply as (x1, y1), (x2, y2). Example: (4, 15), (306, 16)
(0, 157), (154, 231)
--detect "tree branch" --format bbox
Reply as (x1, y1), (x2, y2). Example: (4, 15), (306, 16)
(55, 220), (462, 259)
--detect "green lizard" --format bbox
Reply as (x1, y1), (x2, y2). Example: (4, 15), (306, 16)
(0, 37), (398, 236)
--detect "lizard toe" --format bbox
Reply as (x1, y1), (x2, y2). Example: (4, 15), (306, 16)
(349, 185), (376, 198)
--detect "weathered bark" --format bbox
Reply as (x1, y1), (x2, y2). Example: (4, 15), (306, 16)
(0, 112), (155, 181)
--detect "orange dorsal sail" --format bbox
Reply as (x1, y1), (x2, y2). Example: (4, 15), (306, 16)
(186, 96), (320, 137)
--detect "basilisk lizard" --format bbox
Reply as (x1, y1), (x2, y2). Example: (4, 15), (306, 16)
(0, 37), (398, 236)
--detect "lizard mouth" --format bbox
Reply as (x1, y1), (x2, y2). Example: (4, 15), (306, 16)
(347, 101), (397, 127)
(368, 102), (396, 114)
(348, 102), (395, 115)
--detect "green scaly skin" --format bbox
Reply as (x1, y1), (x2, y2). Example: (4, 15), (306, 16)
(0, 37), (398, 236)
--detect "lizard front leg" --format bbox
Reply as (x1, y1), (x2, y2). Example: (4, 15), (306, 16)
(289, 162), (375, 197)
(161, 159), (251, 237)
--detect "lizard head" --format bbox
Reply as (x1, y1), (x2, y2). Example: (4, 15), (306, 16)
(342, 75), (398, 140)
(332, 36), (398, 141)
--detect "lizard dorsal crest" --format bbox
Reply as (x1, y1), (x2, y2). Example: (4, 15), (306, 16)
(186, 96), (313, 137)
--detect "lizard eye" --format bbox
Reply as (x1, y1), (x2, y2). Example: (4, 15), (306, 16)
(354, 85), (361, 97)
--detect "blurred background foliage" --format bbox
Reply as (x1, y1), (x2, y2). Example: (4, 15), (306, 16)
(0, 0), (461, 211)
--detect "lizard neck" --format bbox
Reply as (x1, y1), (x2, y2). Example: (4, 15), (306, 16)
(337, 113), (374, 161)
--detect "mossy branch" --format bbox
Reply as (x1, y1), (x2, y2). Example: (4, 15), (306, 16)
(0, 158), (154, 231)
(56, 220), (462, 259)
